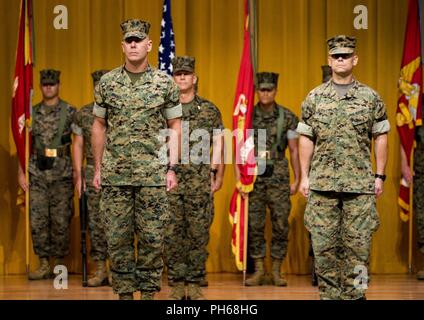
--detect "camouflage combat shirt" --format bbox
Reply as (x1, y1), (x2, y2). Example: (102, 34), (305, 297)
(93, 65), (182, 186)
(297, 80), (390, 193)
(253, 103), (299, 157)
(175, 95), (224, 195)
(29, 99), (77, 181)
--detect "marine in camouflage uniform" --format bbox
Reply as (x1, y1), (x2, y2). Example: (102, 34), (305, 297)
(245, 72), (300, 287)
(91, 19), (182, 300)
(72, 70), (109, 286)
(23, 69), (77, 280)
(401, 97), (424, 280)
(165, 56), (225, 300)
(297, 35), (390, 300)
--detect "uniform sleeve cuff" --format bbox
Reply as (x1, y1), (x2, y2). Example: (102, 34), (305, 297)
(164, 103), (183, 120)
(93, 103), (106, 118)
(71, 123), (83, 136)
(296, 122), (314, 138)
(372, 119), (390, 135)
(287, 129), (299, 140)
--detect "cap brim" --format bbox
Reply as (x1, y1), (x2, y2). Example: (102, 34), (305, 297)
(41, 80), (58, 85)
(124, 32), (146, 40)
(257, 83), (276, 90)
(173, 67), (194, 74)
(329, 48), (354, 55)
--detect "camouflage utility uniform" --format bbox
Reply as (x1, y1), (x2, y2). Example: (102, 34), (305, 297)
(165, 94), (223, 286)
(29, 99), (76, 260)
(250, 105), (298, 260)
(93, 64), (181, 296)
(297, 78), (390, 299)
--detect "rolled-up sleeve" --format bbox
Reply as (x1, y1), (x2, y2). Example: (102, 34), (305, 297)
(71, 110), (83, 135)
(71, 123), (83, 136)
(164, 103), (182, 120)
(372, 94), (390, 135)
(92, 82), (107, 119)
(296, 122), (314, 138)
(93, 103), (107, 118)
(163, 79), (182, 120)
(296, 94), (316, 139)
(287, 129), (299, 140)
(372, 119), (390, 135)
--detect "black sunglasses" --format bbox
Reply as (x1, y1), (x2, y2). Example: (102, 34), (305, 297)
(124, 37), (142, 44)
(331, 53), (353, 60)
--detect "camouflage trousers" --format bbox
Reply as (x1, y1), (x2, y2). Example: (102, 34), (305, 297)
(304, 191), (380, 300)
(100, 186), (169, 294)
(413, 174), (424, 255)
(165, 191), (213, 284)
(85, 165), (107, 261)
(29, 175), (73, 258)
(248, 172), (291, 260)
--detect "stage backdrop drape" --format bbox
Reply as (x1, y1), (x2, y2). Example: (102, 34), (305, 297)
(1, 0), (423, 275)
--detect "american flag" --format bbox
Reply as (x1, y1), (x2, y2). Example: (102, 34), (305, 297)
(158, 0), (175, 75)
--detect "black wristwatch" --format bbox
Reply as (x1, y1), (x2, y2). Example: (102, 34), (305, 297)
(167, 164), (178, 173)
(210, 168), (218, 176)
(375, 174), (386, 182)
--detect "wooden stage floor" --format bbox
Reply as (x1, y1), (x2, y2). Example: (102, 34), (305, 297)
(0, 273), (423, 300)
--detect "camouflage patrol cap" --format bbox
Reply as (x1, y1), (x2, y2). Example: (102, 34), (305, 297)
(327, 35), (356, 55)
(40, 69), (60, 85)
(256, 72), (279, 90)
(91, 70), (109, 84)
(321, 65), (332, 83)
(172, 56), (195, 74)
(120, 19), (150, 40)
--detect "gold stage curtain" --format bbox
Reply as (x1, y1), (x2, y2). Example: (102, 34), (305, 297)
(0, 0), (422, 275)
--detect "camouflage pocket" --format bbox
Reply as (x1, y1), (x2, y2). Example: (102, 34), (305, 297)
(313, 113), (332, 140)
(145, 96), (164, 110)
(349, 111), (371, 135)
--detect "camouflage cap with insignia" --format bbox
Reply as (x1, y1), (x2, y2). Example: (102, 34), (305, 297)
(120, 19), (150, 40)
(321, 65), (332, 83)
(256, 72), (279, 90)
(327, 35), (356, 55)
(172, 56), (195, 74)
(40, 69), (60, 85)
(91, 70), (109, 84)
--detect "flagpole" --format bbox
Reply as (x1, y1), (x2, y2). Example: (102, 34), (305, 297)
(25, 119), (30, 275)
(408, 147), (415, 274)
(243, 195), (249, 285)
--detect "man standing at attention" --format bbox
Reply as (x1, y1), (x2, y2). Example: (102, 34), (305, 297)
(165, 56), (225, 300)
(18, 69), (76, 280)
(297, 35), (389, 300)
(243, 72), (300, 287)
(91, 19), (182, 300)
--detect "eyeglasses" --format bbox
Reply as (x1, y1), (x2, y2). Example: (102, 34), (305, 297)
(258, 88), (274, 92)
(331, 53), (353, 60)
